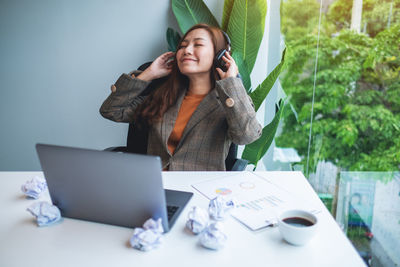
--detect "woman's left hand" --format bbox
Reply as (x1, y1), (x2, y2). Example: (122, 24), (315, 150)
(216, 52), (239, 80)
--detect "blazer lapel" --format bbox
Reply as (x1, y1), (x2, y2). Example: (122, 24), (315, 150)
(175, 89), (220, 151)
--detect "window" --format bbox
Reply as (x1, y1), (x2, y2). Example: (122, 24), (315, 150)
(275, 0), (400, 265)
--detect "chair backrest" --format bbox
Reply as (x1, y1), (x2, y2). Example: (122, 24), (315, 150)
(126, 122), (148, 154)
(225, 143), (238, 171)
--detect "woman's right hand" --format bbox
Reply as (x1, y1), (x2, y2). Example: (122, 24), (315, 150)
(136, 51), (175, 81)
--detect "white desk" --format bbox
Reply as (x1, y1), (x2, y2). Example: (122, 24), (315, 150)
(0, 171), (365, 267)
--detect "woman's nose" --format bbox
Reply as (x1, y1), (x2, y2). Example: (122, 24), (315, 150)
(183, 44), (193, 55)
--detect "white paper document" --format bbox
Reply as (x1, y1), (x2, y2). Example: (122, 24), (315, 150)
(192, 172), (321, 231)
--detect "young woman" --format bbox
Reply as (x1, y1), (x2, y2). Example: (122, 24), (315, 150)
(100, 24), (262, 171)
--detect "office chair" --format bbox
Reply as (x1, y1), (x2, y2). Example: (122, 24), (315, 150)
(105, 62), (248, 171)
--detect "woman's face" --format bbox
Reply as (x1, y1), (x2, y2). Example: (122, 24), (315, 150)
(176, 28), (215, 77)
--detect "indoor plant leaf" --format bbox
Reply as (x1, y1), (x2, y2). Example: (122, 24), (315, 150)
(232, 50), (252, 91)
(249, 48), (286, 111)
(242, 100), (285, 169)
(221, 0), (234, 32)
(166, 27), (182, 52)
(171, 0), (219, 34)
(226, 0), (267, 73)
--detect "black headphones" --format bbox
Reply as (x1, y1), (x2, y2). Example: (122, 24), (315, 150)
(214, 31), (231, 72)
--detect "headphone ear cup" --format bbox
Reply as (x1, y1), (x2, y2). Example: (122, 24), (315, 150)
(215, 49), (227, 72)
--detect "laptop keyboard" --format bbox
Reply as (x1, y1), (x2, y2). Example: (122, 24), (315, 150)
(167, 205), (179, 220)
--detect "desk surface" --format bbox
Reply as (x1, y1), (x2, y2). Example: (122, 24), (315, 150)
(0, 171), (365, 267)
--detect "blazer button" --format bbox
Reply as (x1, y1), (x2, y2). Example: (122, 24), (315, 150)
(111, 84), (116, 92)
(225, 97), (235, 107)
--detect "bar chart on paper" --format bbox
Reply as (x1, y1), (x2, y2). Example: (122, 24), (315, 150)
(192, 172), (321, 231)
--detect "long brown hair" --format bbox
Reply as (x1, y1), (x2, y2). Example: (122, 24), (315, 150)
(134, 24), (229, 125)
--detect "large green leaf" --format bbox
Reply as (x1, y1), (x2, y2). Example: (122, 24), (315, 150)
(242, 100), (285, 169)
(221, 0), (234, 32)
(249, 48), (286, 112)
(171, 0), (219, 34)
(232, 50), (252, 91)
(166, 28), (182, 52)
(226, 0), (267, 74)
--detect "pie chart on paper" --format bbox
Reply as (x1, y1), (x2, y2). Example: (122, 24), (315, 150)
(215, 187), (232, 195)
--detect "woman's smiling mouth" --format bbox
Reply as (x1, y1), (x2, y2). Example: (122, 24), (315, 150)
(181, 57), (197, 62)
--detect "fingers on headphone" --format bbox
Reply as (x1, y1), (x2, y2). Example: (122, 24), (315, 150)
(222, 55), (230, 63)
(216, 68), (224, 76)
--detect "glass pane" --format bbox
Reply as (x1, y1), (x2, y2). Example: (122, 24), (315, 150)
(277, 0), (400, 266)
(336, 172), (400, 266)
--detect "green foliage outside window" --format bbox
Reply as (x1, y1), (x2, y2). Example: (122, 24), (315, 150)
(328, 0), (400, 37)
(277, 0), (400, 173)
(281, 0), (322, 42)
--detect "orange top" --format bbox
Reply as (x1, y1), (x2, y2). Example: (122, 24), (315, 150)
(167, 91), (207, 155)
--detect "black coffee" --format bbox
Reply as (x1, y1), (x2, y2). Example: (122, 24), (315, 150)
(283, 217), (314, 227)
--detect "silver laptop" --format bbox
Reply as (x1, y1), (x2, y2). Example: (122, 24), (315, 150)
(35, 143), (193, 232)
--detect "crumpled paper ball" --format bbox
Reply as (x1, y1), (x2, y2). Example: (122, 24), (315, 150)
(142, 217), (164, 233)
(208, 195), (235, 220)
(21, 176), (47, 199)
(199, 222), (228, 250)
(130, 218), (164, 251)
(186, 206), (209, 234)
(26, 201), (61, 226)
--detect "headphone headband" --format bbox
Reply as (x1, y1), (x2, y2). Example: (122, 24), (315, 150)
(221, 30), (231, 52)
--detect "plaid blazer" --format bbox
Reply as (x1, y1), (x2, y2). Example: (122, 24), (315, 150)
(100, 72), (262, 171)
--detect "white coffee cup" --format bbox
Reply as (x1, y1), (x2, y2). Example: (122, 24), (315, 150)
(278, 209), (318, 246)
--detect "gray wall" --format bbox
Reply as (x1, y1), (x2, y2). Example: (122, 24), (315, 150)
(0, 0), (182, 170)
